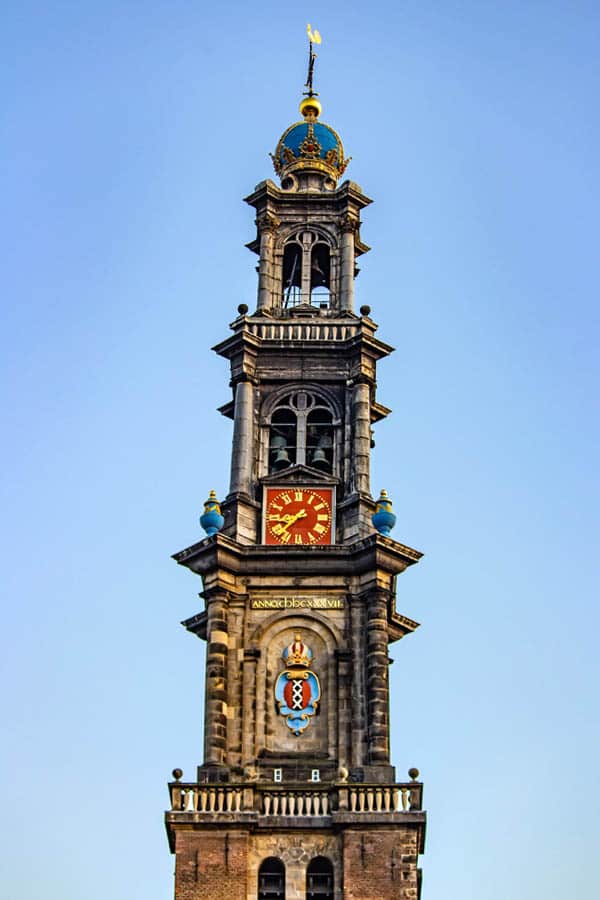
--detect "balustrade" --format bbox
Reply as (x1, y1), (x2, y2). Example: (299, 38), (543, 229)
(170, 785), (244, 814)
(168, 781), (421, 817)
(261, 790), (330, 816)
(246, 321), (357, 342)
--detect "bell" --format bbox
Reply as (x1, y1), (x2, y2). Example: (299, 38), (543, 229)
(272, 448), (291, 470)
(310, 447), (329, 470)
(270, 434), (287, 451)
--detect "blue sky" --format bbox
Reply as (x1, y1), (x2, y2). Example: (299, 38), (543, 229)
(2, 2), (599, 898)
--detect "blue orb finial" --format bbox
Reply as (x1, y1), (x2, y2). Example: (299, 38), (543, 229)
(199, 490), (224, 537)
(372, 489), (397, 537)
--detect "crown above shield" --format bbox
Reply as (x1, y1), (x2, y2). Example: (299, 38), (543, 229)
(282, 633), (313, 668)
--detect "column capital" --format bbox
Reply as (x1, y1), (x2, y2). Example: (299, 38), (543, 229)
(257, 211), (281, 233)
(341, 212), (359, 233)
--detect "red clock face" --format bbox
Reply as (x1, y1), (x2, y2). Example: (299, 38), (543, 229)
(264, 487), (334, 545)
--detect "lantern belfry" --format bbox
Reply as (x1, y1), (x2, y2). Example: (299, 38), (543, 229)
(165, 28), (427, 900)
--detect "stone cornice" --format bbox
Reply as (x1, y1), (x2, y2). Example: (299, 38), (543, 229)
(172, 532), (422, 578)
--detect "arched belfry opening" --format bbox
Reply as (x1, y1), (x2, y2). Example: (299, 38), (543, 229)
(310, 241), (331, 307)
(258, 857), (285, 900)
(282, 240), (302, 307)
(281, 230), (333, 308)
(267, 390), (336, 475)
(306, 857), (334, 900)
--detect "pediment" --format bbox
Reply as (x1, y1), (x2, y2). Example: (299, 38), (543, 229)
(260, 464), (339, 487)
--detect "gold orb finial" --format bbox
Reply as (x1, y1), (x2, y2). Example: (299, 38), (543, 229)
(300, 96), (322, 119)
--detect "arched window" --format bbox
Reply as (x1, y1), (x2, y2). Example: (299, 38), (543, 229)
(306, 407), (333, 471)
(270, 406), (297, 471)
(281, 231), (333, 308)
(258, 857), (285, 900)
(268, 392), (335, 474)
(306, 856), (334, 900)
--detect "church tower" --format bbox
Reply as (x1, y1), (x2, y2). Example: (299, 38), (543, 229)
(166, 33), (426, 900)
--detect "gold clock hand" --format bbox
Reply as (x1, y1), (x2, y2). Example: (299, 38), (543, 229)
(280, 509), (307, 532)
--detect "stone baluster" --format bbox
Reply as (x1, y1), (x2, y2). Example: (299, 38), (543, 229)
(170, 786), (183, 811)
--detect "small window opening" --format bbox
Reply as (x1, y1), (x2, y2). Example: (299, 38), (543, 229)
(259, 857), (285, 900)
(310, 243), (331, 307)
(306, 408), (333, 473)
(283, 242), (302, 307)
(306, 857), (334, 900)
(311, 769), (321, 782)
(273, 768), (283, 782)
(269, 407), (297, 472)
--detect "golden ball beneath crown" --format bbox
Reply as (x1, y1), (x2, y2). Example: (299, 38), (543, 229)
(299, 96), (322, 119)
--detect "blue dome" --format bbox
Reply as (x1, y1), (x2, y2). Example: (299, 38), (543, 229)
(272, 118), (349, 182)
(281, 122), (339, 162)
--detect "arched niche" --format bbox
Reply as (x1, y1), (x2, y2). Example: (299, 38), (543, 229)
(249, 614), (341, 760)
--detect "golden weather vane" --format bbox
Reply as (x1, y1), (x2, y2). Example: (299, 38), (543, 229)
(305, 23), (322, 97)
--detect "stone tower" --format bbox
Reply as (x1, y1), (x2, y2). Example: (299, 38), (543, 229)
(165, 62), (426, 900)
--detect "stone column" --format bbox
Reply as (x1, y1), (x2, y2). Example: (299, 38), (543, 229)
(241, 648), (260, 766)
(366, 590), (390, 765)
(336, 648), (353, 769)
(352, 380), (371, 495)
(257, 213), (279, 311)
(349, 594), (367, 768)
(340, 215), (357, 312)
(229, 380), (254, 495)
(203, 591), (229, 767)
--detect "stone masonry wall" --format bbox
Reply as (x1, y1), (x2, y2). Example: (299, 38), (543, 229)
(248, 831), (341, 900)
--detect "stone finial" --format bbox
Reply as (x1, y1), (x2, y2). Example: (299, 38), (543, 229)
(172, 768), (183, 781)
(338, 766), (349, 783)
(360, 304), (371, 317)
(408, 767), (420, 781)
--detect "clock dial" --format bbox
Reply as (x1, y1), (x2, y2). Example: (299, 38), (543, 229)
(264, 487), (334, 545)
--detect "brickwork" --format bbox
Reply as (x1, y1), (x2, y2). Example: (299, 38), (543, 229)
(342, 829), (420, 900)
(174, 830), (249, 900)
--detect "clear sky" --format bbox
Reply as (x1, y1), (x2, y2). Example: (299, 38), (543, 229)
(2, 2), (599, 898)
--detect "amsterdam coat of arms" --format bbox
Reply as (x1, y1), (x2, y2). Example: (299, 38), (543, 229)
(274, 634), (321, 736)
